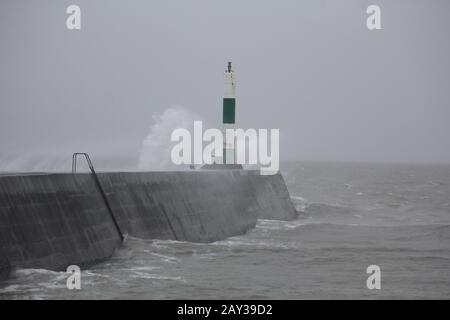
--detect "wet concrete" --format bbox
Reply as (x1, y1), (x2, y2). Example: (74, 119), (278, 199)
(0, 170), (296, 279)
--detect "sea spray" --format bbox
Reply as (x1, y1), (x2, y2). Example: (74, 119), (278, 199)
(138, 106), (201, 170)
(0, 151), (73, 172)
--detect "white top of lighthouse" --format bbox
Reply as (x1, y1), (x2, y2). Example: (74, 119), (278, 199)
(224, 61), (235, 99)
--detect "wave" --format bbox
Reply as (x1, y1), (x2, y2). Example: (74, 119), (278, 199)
(291, 195), (361, 220)
(138, 106), (201, 171)
(290, 195), (308, 212)
(302, 203), (359, 217)
(213, 237), (295, 251)
(289, 194), (450, 228)
(128, 273), (186, 282)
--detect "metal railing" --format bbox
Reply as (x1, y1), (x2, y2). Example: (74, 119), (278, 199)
(72, 152), (95, 174)
(72, 153), (125, 242)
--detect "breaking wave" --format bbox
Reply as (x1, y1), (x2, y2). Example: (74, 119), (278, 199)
(138, 106), (201, 171)
(291, 195), (358, 219)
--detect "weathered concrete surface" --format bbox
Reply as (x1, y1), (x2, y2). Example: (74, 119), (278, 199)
(247, 172), (298, 220)
(0, 174), (121, 271)
(97, 171), (296, 242)
(0, 170), (296, 280)
(0, 251), (10, 281)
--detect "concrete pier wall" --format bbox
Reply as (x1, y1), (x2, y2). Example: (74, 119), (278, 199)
(0, 174), (121, 271)
(0, 251), (10, 281)
(0, 170), (296, 278)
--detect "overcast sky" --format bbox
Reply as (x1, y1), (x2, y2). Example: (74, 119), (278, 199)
(1, 0), (449, 167)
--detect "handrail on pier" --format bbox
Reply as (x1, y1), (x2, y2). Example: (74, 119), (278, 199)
(72, 152), (95, 174)
(71, 153), (125, 242)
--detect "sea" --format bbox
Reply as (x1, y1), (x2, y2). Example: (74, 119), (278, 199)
(0, 161), (449, 299)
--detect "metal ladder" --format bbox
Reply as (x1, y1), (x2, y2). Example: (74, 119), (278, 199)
(72, 153), (125, 242)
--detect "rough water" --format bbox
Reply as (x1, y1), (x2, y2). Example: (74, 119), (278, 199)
(1, 162), (449, 299)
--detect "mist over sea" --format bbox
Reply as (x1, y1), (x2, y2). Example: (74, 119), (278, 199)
(1, 161), (449, 299)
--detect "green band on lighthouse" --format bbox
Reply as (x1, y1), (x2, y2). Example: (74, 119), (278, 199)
(223, 98), (235, 124)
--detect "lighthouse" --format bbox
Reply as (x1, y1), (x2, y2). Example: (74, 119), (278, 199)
(223, 62), (236, 164)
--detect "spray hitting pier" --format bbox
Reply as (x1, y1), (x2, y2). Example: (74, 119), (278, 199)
(0, 63), (297, 281)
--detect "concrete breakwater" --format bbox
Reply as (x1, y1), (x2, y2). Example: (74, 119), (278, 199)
(0, 252), (9, 281)
(0, 170), (296, 280)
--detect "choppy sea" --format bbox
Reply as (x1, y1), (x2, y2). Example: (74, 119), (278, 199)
(1, 162), (449, 299)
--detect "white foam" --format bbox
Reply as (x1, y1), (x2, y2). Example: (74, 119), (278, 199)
(138, 106), (201, 170)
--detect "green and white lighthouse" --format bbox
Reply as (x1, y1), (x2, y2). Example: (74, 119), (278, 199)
(223, 62), (236, 164)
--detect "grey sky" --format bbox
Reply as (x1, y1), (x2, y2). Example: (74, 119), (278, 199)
(1, 0), (449, 167)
